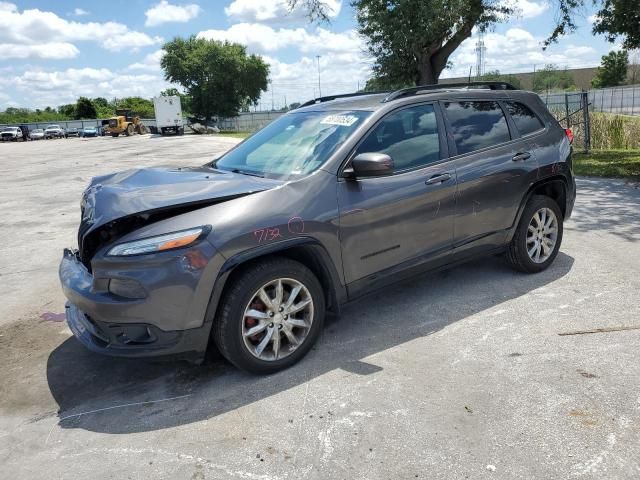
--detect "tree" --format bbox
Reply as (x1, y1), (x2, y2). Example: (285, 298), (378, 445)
(288, 102), (302, 110)
(75, 97), (97, 119)
(547, 0), (640, 50)
(592, 50), (629, 88)
(91, 97), (113, 118)
(480, 70), (522, 89)
(116, 97), (155, 117)
(58, 104), (75, 117)
(363, 76), (412, 91)
(532, 65), (576, 93)
(161, 36), (269, 122)
(354, 0), (512, 86)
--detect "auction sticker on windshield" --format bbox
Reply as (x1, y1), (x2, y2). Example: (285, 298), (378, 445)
(320, 114), (359, 127)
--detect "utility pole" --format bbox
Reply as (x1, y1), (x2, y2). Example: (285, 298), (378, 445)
(269, 80), (274, 111)
(316, 55), (322, 98)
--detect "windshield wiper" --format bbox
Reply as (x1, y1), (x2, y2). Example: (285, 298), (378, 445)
(230, 168), (264, 178)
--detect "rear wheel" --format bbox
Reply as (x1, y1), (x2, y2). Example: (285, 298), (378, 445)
(125, 124), (134, 136)
(212, 258), (325, 374)
(506, 195), (563, 273)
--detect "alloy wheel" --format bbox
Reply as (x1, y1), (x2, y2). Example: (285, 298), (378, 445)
(242, 278), (314, 361)
(526, 207), (558, 263)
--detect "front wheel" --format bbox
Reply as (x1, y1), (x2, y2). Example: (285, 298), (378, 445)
(506, 195), (564, 273)
(212, 258), (325, 374)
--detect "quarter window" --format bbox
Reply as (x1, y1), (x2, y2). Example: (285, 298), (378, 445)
(354, 104), (440, 171)
(506, 101), (544, 136)
(444, 101), (511, 155)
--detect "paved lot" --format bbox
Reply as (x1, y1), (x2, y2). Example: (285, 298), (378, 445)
(1, 136), (639, 479)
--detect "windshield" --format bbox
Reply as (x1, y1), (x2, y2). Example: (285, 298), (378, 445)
(213, 110), (370, 179)
(46, 125), (59, 129)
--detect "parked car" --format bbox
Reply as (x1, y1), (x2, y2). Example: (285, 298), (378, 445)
(44, 125), (66, 139)
(60, 82), (576, 373)
(80, 126), (98, 137)
(30, 128), (45, 140)
(1, 126), (24, 141)
(67, 127), (80, 137)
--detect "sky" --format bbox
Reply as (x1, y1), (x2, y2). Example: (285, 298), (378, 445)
(0, 0), (618, 111)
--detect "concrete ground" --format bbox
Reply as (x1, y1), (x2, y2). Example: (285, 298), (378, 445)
(1, 135), (639, 479)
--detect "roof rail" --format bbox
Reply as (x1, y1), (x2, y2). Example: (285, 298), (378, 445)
(383, 81), (517, 102)
(299, 91), (388, 108)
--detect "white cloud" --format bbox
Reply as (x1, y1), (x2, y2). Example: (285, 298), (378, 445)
(128, 49), (164, 71)
(145, 1), (202, 27)
(516, 0), (548, 19)
(8, 67), (171, 107)
(225, 0), (341, 25)
(443, 28), (599, 78)
(0, 4), (162, 57)
(198, 23), (363, 54)
(71, 8), (89, 16)
(0, 1), (16, 12)
(0, 42), (79, 59)
(256, 53), (371, 108)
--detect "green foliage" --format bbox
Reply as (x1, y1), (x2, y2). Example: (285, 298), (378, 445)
(58, 104), (75, 117)
(161, 36), (269, 121)
(590, 112), (640, 150)
(532, 65), (576, 92)
(573, 149), (640, 179)
(0, 107), (71, 124)
(75, 97), (97, 119)
(591, 50), (628, 88)
(479, 70), (522, 89)
(92, 97), (113, 118)
(354, 0), (512, 86)
(592, 0), (640, 50)
(0, 96), (157, 124)
(288, 102), (302, 110)
(114, 97), (155, 118)
(546, 0), (640, 50)
(363, 76), (412, 91)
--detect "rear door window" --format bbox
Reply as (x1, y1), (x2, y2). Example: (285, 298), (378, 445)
(443, 101), (511, 155)
(505, 101), (544, 136)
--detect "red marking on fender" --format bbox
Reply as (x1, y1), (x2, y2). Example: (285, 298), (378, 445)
(254, 227), (282, 243)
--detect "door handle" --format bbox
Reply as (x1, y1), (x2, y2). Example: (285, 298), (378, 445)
(425, 173), (452, 185)
(512, 152), (531, 161)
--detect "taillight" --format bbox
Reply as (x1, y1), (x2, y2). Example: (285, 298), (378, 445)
(565, 128), (574, 145)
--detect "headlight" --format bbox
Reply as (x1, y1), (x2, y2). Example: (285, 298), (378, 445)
(107, 226), (209, 256)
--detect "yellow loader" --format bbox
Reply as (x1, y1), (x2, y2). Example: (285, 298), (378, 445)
(105, 109), (149, 137)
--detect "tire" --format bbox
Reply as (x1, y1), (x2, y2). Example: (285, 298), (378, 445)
(506, 195), (564, 273)
(212, 257), (325, 374)
(111, 133), (119, 138)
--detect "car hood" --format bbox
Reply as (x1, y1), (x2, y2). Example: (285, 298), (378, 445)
(81, 166), (283, 232)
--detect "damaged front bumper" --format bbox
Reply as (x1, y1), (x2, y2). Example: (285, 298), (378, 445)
(59, 245), (222, 361)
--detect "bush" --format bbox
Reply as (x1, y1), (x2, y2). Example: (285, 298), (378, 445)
(589, 112), (640, 150)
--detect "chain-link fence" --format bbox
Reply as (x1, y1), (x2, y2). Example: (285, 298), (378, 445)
(587, 84), (640, 116)
(542, 91), (591, 152)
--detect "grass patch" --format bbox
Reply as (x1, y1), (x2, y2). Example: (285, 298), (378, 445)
(217, 131), (251, 139)
(573, 149), (640, 180)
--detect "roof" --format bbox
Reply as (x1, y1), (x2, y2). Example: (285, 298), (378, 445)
(296, 82), (530, 113)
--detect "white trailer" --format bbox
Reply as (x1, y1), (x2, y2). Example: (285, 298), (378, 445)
(152, 95), (184, 135)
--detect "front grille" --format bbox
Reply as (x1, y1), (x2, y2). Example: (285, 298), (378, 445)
(109, 119), (118, 128)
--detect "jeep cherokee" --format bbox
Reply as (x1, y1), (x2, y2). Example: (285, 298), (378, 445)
(59, 82), (576, 373)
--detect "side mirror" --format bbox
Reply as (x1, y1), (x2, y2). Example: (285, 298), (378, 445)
(345, 152), (394, 178)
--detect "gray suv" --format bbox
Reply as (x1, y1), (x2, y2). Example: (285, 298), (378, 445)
(60, 83), (576, 373)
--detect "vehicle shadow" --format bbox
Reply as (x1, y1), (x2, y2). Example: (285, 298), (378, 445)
(568, 177), (640, 242)
(46, 252), (574, 434)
